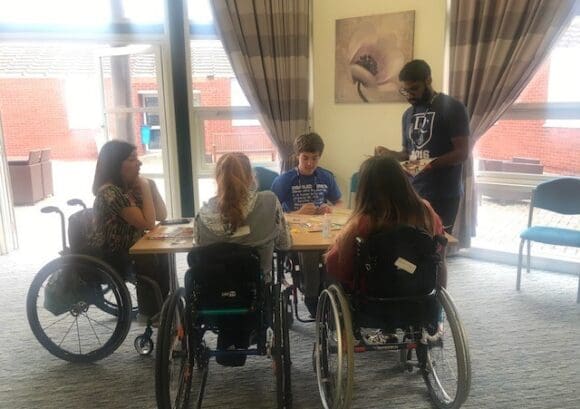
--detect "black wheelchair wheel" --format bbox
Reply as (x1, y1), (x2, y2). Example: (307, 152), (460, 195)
(419, 288), (471, 409)
(273, 284), (292, 409)
(156, 288), (209, 409)
(281, 285), (292, 407)
(26, 255), (132, 363)
(95, 279), (139, 319)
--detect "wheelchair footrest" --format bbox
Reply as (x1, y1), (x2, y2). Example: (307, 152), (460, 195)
(354, 341), (417, 353)
(211, 347), (262, 367)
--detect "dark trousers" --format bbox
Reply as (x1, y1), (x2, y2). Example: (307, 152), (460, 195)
(132, 253), (170, 316)
(426, 196), (460, 234)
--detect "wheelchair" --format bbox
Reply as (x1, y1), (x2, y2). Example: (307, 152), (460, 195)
(314, 225), (471, 409)
(26, 199), (156, 363)
(155, 242), (292, 409)
(277, 251), (322, 325)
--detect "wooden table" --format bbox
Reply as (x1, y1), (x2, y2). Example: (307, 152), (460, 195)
(129, 208), (457, 255)
(130, 222), (194, 291)
(284, 208), (457, 250)
(129, 224), (194, 255)
(284, 208), (351, 251)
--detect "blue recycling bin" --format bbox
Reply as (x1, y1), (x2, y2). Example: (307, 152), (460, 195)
(140, 125), (151, 146)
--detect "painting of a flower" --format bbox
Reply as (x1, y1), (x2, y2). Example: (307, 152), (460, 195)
(335, 11), (414, 103)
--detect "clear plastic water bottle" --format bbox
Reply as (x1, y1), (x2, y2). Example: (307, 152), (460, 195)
(322, 213), (331, 239)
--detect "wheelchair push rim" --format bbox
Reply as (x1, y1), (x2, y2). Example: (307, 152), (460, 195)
(26, 255), (132, 363)
(273, 283), (293, 409)
(420, 288), (471, 409)
(314, 284), (354, 409)
(155, 288), (209, 409)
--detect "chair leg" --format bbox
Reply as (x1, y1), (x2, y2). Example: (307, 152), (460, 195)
(526, 241), (531, 273)
(517, 239), (525, 291)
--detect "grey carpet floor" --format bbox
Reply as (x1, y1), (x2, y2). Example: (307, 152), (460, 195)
(1, 252), (579, 409)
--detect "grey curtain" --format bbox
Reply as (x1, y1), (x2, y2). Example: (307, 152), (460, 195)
(211, 0), (311, 171)
(448, 0), (576, 247)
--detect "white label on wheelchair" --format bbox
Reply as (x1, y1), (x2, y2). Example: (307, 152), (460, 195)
(221, 291), (237, 298)
(394, 257), (417, 274)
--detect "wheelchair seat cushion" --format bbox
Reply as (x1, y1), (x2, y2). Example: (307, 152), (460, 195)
(186, 242), (262, 310)
(360, 225), (440, 299)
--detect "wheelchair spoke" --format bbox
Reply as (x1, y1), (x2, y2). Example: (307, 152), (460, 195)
(27, 255), (132, 363)
(56, 316), (79, 348)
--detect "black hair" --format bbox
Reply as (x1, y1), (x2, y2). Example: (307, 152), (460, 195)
(399, 59), (431, 82)
(92, 140), (136, 195)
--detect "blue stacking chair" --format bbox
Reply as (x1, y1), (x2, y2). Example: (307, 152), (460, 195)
(348, 171), (359, 209)
(516, 177), (580, 302)
(254, 166), (279, 192)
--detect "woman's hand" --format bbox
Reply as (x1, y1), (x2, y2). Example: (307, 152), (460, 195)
(120, 176), (156, 230)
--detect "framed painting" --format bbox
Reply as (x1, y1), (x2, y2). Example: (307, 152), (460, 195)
(335, 10), (415, 103)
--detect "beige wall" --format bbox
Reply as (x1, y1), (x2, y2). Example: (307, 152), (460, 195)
(312, 0), (447, 198)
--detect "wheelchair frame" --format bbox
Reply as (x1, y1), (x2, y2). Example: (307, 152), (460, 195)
(26, 199), (154, 363)
(314, 227), (471, 409)
(155, 243), (292, 409)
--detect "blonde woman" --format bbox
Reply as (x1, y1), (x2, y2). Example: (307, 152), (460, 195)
(194, 153), (291, 361)
(194, 152), (291, 276)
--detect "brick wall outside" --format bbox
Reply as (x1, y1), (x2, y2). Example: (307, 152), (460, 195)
(4, 62), (575, 173)
(474, 61), (580, 175)
(0, 78), (98, 160)
(1, 76), (273, 161)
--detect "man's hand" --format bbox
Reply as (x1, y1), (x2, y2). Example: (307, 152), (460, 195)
(296, 203), (317, 215)
(375, 145), (398, 157)
(317, 203), (333, 214)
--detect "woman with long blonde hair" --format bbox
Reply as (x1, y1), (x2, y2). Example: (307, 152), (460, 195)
(194, 152), (291, 280)
(194, 153), (291, 361)
(325, 155), (446, 290)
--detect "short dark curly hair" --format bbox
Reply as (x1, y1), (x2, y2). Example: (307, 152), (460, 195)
(399, 59), (431, 82)
(294, 132), (324, 155)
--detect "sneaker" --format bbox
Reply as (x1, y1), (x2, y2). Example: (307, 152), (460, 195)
(363, 329), (398, 345)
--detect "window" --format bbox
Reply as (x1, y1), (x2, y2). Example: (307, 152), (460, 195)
(189, 39), (275, 169)
(188, 4), (277, 207)
(139, 91), (162, 150)
(544, 44), (580, 128)
(231, 80), (260, 127)
(65, 75), (100, 129)
(0, 0), (165, 25)
(475, 15), (580, 178)
(473, 14), (580, 258)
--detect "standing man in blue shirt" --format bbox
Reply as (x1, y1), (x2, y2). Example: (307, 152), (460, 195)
(375, 59), (470, 233)
(272, 132), (342, 315)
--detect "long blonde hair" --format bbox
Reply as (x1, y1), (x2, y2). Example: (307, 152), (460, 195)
(215, 152), (254, 231)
